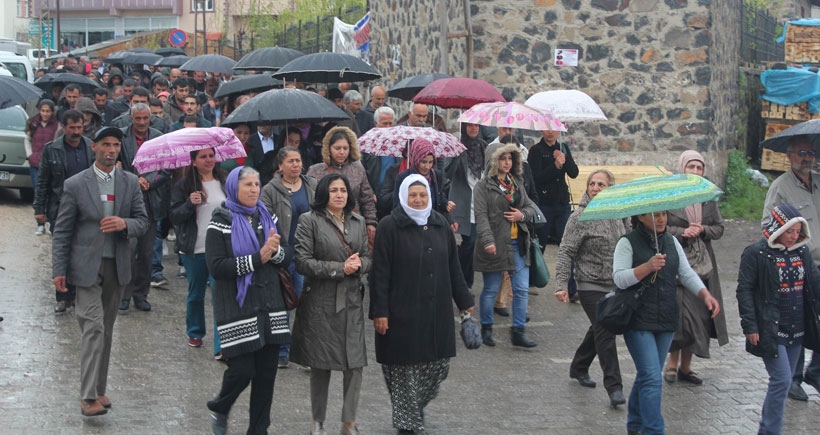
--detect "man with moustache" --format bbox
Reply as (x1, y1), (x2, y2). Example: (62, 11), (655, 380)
(51, 127), (149, 416)
(34, 110), (95, 314)
(762, 135), (820, 402)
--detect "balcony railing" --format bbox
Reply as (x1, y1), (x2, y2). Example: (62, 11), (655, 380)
(33, 0), (176, 12)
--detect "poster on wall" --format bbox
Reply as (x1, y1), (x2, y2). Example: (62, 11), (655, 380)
(333, 12), (371, 64)
(554, 48), (579, 66)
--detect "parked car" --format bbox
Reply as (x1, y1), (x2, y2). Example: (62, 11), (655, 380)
(0, 106), (33, 202)
(0, 51), (34, 83)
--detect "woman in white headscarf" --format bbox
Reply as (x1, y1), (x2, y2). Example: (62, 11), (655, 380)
(370, 174), (474, 434)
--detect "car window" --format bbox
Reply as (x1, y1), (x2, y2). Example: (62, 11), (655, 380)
(0, 107), (27, 131)
(2, 62), (26, 81)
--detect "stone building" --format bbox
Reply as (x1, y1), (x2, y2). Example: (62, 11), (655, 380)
(368, 0), (742, 185)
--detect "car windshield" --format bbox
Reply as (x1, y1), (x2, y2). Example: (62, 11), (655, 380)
(0, 107), (27, 131)
(1, 62), (27, 81)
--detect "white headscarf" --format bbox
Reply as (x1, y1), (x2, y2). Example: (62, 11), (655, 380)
(399, 173), (432, 226)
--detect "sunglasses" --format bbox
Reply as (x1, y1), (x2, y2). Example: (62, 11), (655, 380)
(793, 150), (817, 158)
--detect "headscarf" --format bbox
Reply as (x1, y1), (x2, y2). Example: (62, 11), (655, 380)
(224, 167), (276, 307)
(409, 138), (435, 184)
(677, 150), (705, 224)
(460, 123), (485, 179)
(399, 174), (432, 226)
(763, 203), (811, 251)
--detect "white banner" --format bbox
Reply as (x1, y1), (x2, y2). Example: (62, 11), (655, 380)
(333, 12), (371, 63)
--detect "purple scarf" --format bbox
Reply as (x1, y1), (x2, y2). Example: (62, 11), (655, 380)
(225, 167), (275, 307)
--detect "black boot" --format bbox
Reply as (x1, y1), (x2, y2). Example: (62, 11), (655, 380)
(510, 326), (537, 348)
(481, 324), (495, 346)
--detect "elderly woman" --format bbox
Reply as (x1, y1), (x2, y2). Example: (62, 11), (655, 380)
(292, 173), (372, 435)
(370, 174), (474, 434)
(306, 126), (377, 246)
(261, 146), (318, 368)
(664, 150), (728, 385)
(738, 204), (820, 435)
(474, 143), (538, 347)
(554, 169), (629, 408)
(613, 211), (720, 435)
(204, 167), (292, 435)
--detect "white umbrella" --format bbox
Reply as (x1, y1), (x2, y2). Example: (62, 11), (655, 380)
(525, 90), (607, 122)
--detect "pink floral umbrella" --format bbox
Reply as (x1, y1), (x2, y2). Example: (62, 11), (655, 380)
(357, 126), (466, 158)
(457, 101), (566, 131)
(132, 127), (247, 174)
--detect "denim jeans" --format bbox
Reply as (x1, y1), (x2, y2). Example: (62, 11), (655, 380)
(536, 203), (571, 245)
(181, 253), (220, 355)
(457, 223), (477, 289)
(623, 329), (675, 435)
(792, 347), (820, 387)
(480, 240), (530, 328)
(279, 260), (304, 357)
(151, 220), (164, 279)
(760, 343), (802, 435)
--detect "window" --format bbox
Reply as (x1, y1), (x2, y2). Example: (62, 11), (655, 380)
(17, 0), (30, 18)
(191, 0), (214, 12)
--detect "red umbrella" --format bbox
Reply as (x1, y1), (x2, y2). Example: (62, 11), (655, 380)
(412, 78), (505, 109)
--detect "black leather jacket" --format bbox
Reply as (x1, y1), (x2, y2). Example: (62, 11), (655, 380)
(33, 136), (93, 223)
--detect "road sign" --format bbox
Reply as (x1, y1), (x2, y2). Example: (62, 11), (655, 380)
(169, 29), (187, 48)
(29, 19), (55, 50)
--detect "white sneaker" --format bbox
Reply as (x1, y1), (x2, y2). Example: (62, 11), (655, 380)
(177, 266), (186, 279)
(167, 229), (176, 242)
(35, 225), (45, 236)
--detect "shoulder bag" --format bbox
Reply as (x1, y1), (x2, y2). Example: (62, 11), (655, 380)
(529, 236), (550, 288)
(596, 281), (648, 335)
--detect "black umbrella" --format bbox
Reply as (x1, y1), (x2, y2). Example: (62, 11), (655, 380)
(388, 73), (452, 101)
(761, 118), (820, 154)
(233, 47), (304, 72)
(272, 52), (381, 84)
(155, 47), (187, 57)
(121, 52), (162, 66)
(222, 88), (350, 126)
(104, 50), (130, 63)
(154, 55), (191, 68)
(34, 73), (103, 95)
(213, 73), (283, 99)
(180, 54), (236, 74)
(128, 47), (154, 54)
(0, 76), (44, 109)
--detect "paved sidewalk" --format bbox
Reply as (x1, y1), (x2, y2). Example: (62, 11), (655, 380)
(0, 196), (819, 434)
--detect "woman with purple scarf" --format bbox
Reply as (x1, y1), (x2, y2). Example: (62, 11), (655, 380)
(205, 166), (292, 435)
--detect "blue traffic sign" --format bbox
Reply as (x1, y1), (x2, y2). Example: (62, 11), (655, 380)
(169, 29), (187, 48)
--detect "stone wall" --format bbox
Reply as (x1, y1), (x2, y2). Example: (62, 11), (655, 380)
(368, 0), (741, 186)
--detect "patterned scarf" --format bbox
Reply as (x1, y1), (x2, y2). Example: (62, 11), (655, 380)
(497, 174), (518, 204)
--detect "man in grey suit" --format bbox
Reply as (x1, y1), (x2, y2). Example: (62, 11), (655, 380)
(51, 127), (150, 417)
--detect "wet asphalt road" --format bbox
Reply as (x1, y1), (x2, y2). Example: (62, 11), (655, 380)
(0, 187), (819, 434)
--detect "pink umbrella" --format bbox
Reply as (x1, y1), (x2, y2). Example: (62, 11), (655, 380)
(132, 127), (247, 174)
(412, 78), (505, 109)
(458, 102), (567, 131)
(357, 126), (466, 158)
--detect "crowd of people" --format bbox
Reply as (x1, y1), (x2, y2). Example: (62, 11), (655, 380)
(23, 53), (820, 435)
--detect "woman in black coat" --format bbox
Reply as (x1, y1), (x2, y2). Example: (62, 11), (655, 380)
(370, 174), (474, 434)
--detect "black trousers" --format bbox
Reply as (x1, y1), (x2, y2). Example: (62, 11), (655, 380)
(122, 218), (157, 303)
(207, 344), (281, 435)
(570, 290), (623, 394)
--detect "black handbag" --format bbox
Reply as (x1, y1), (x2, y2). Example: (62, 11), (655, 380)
(596, 283), (647, 335)
(459, 313), (481, 350)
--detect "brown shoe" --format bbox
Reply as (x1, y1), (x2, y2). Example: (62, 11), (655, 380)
(97, 395), (111, 408)
(80, 399), (108, 416)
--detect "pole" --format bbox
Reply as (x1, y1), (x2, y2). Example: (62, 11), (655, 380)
(55, 0), (61, 52)
(438, 0), (448, 74)
(202, 0), (207, 55)
(194, 2), (198, 55)
(463, 0), (473, 78)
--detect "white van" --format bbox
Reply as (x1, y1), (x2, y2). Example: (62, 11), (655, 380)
(0, 51), (34, 83)
(28, 48), (57, 67)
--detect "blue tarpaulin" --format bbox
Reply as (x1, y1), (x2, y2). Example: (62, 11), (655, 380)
(760, 67), (820, 113)
(777, 18), (820, 43)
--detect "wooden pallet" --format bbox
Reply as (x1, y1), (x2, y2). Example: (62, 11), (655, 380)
(567, 166), (670, 206)
(761, 100), (820, 121)
(785, 42), (820, 63)
(761, 148), (791, 172)
(786, 24), (820, 43)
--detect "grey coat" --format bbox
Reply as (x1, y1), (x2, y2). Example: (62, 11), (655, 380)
(118, 125), (169, 220)
(291, 210), (372, 370)
(473, 144), (537, 272)
(260, 173), (317, 246)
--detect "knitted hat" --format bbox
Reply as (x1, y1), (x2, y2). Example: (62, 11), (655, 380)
(408, 138), (434, 169)
(763, 203), (811, 251)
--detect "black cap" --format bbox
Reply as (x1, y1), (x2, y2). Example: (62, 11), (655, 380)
(93, 127), (124, 142)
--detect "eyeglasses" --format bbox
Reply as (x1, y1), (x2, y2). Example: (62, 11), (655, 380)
(793, 149), (817, 158)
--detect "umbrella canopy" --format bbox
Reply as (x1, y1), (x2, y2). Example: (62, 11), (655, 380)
(132, 127), (246, 174)
(387, 73), (452, 101)
(34, 73), (103, 95)
(103, 50), (130, 63)
(155, 47), (187, 57)
(760, 118), (820, 154)
(128, 48), (154, 54)
(357, 126), (466, 158)
(272, 52), (381, 83)
(233, 47), (304, 72)
(413, 78), (505, 109)
(221, 88), (350, 126)
(0, 76), (44, 109)
(154, 55), (191, 68)
(121, 52), (162, 66)
(180, 54), (237, 74)
(579, 174), (722, 223)
(525, 90), (607, 122)
(457, 102), (566, 131)
(213, 73), (283, 99)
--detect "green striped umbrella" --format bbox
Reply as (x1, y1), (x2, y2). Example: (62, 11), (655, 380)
(578, 173), (722, 222)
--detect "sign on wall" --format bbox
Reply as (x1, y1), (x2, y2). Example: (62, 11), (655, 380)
(554, 48), (578, 67)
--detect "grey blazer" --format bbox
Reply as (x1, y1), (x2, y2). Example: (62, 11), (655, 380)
(51, 167), (150, 288)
